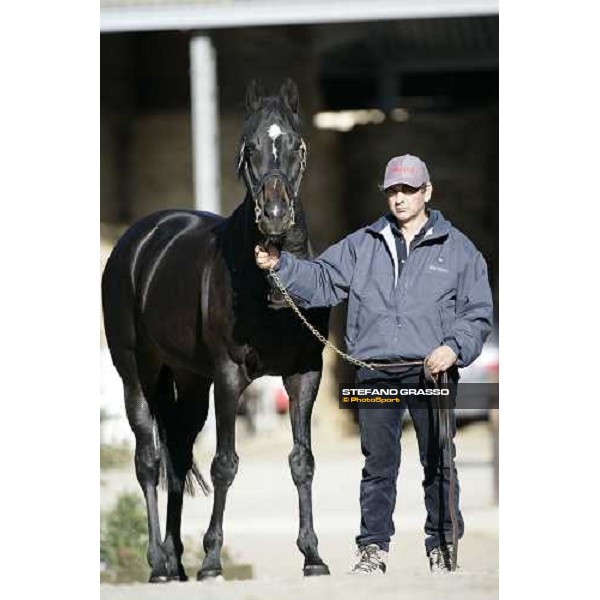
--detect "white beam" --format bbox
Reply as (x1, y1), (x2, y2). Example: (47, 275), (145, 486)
(101, 0), (499, 33)
(190, 35), (220, 215)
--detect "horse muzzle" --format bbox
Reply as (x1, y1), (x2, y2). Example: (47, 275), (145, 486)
(255, 177), (295, 236)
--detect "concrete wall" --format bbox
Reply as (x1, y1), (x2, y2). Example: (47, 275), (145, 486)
(101, 110), (195, 221)
(128, 111), (194, 218)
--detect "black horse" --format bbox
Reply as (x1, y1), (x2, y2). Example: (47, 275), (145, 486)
(102, 79), (331, 581)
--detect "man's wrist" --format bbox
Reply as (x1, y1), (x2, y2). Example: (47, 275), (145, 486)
(443, 338), (460, 359)
(273, 251), (289, 272)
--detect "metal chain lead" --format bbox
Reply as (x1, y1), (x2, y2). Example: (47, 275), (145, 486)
(268, 267), (422, 372)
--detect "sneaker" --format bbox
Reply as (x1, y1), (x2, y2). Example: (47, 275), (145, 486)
(349, 544), (388, 575)
(428, 544), (455, 573)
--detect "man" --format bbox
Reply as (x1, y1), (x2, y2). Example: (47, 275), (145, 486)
(255, 154), (493, 574)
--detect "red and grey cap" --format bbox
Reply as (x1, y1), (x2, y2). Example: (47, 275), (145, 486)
(380, 154), (430, 190)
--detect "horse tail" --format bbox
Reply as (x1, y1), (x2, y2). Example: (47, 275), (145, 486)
(155, 368), (212, 498)
(189, 461), (211, 496)
(157, 443), (211, 498)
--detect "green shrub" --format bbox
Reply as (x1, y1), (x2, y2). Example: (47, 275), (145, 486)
(100, 492), (148, 583)
(100, 444), (132, 470)
(100, 494), (254, 583)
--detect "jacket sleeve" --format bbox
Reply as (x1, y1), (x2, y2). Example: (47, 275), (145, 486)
(268, 236), (356, 308)
(447, 251), (494, 367)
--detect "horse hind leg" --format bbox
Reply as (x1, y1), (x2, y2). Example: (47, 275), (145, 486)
(118, 354), (171, 583)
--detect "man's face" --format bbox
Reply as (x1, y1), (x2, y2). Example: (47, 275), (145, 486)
(385, 183), (432, 222)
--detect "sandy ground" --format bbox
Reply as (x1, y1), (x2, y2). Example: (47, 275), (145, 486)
(100, 416), (498, 600)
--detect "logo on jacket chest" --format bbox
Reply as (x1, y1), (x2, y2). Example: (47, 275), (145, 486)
(428, 257), (449, 273)
(428, 264), (449, 273)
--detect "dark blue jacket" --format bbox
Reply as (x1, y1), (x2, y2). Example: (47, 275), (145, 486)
(271, 209), (493, 367)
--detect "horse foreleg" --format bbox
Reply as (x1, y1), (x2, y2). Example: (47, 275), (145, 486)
(284, 371), (330, 576)
(197, 366), (245, 580)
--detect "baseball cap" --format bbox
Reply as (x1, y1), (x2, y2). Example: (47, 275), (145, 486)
(380, 155), (430, 191)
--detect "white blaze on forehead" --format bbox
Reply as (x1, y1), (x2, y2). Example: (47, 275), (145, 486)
(268, 123), (283, 139)
(268, 123), (283, 160)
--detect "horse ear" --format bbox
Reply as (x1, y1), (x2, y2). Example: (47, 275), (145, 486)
(280, 78), (299, 115)
(246, 79), (264, 113)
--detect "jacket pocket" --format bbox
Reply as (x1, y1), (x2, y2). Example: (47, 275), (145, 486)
(354, 301), (395, 357)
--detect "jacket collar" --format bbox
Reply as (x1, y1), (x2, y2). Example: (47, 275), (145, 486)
(365, 209), (451, 243)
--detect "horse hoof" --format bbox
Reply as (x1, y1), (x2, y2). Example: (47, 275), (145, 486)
(304, 563), (330, 576)
(197, 569), (223, 581)
(149, 571), (187, 583)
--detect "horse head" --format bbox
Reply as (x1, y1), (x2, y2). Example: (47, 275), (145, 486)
(237, 79), (307, 239)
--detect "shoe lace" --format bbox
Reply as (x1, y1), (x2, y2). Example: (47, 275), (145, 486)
(353, 545), (383, 572)
(430, 545), (452, 571)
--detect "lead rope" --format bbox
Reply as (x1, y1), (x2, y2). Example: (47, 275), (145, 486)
(438, 371), (459, 571)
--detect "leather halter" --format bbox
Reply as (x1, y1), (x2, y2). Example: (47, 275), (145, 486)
(237, 137), (307, 226)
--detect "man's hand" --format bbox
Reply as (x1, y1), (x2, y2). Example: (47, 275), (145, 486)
(425, 345), (458, 375)
(254, 244), (281, 270)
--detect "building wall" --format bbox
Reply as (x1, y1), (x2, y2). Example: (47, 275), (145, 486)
(100, 115), (123, 223)
(129, 111), (194, 218)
